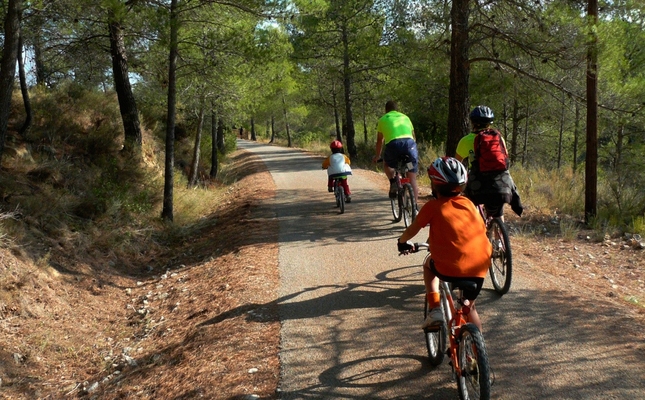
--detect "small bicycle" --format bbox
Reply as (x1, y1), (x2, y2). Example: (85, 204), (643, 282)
(377, 157), (417, 227)
(477, 205), (513, 295)
(410, 243), (492, 400)
(330, 173), (351, 214)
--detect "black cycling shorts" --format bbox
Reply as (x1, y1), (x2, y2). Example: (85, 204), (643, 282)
(429, 260), (484, 301)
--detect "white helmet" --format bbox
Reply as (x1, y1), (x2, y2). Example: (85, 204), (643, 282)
(427, 156), (468, 191)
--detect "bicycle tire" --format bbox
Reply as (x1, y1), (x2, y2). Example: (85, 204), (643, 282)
(336, 185), (345, 214)
(401, 183), (417, 227)
(390, 195), (402, 222)
(488, 218), (512, 295)
(457, 323), (491, 400)
(424, 301), (446, 366)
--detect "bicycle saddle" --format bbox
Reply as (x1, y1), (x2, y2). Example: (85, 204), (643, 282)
(451, 280), (478, 292)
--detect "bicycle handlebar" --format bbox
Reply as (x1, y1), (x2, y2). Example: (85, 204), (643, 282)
(398, 242), (429, 255)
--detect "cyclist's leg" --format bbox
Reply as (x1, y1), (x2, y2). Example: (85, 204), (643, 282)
(327, 177), (334, 192)
(406, 171), (418, 204)
(423, 258), (440, 301)
(382, 142), (398, 180)
(484, 200), (504, 222)
(383, 143), (399, 197)
(403, 138), (419, 202)
(339, 177), (351, 195)
(460, 280), (485, 332)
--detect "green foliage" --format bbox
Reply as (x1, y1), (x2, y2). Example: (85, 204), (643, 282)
(631, 215), (645, 236)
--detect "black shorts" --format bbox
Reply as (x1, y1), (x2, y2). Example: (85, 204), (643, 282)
(429, 260), (484, 301)
(483, 200), (505, 218)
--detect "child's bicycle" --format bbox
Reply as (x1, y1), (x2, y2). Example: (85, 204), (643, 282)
(410, 243), (492, 400)
(330, 173), (351, 214)
(377, 157), (417, 227)
(477, 205), (513, 295)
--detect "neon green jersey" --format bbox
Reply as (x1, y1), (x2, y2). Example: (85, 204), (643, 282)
(456, 133), (477, 169)
(377, 111), (414, 144)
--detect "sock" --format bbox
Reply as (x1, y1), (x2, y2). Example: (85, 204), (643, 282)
(427, 292), (441, 308)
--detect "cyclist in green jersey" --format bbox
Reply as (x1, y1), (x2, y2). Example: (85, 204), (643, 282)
(372, 100), (419, 202)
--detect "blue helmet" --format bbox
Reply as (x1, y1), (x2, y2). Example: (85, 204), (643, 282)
(469, 105), (494, 125)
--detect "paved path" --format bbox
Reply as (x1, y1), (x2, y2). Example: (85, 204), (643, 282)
(237, 139), (645, 400)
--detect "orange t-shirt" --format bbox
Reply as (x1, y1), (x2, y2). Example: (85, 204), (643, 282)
(415, 195), (492, 278)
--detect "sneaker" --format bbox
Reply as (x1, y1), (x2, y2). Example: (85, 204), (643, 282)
(389, 182), (398, 199)
(328, 187), (333, 193)
(422, 307), (444, 330)
(345, 196), (351, 203)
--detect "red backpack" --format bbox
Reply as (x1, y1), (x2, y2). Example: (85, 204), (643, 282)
(473, 128), (509, 172)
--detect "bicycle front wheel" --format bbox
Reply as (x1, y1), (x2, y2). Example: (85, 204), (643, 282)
(401, 183), (417, 227)
(488, 218), (512, 295)
(424, 301), (446, 366)
(390, 194), (402, 222)
(457, 323), (491, 400)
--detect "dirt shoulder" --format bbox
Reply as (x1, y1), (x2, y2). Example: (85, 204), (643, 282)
(0, 150), (281, 399)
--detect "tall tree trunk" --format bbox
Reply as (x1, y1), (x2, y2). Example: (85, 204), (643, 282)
(162, 0), (179, 222)
(282, 93), (292, 147)
(341, 24), (357, 158)
(585, 0), (598, 222)
(573, 102), (580, 173)
(557, 92), (565, 169)
(0, 0), (22, 165)
(250, 117), (256, 141)
(446, 0), (470, 157)
(217, 117), (225, 152)
(362, 98), (368, 143)
(108, 13), (142, 154)
(510, 99), (520, 164)
(188, 105), (204, 187)
(17, 30), (32, 138)
(34, 32), (46, 85)
(269, 115), (275, 143)
(522, 102), (529, 167)
(333, 87), (341, 141)
(613, 125), (624, 172)
(210, 107), (218, 178)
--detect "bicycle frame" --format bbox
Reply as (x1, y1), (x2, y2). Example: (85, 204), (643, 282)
(439, 280), (471, 380)
(416, 243), (491, 399)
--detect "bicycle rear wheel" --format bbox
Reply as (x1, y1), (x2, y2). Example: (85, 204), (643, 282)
(401, 183), (417, 227)
(488, 218), (512, 295)
(390, 194), (402, 222)
(423, 301), (446, 366)
(335, 185), (345, 214)
(457, 323), (491, 400)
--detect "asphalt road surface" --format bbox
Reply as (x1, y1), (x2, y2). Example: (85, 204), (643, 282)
(237, 139), (645, 400)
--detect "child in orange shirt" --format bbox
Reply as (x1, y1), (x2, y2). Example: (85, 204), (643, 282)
(397, 156), (492, 332)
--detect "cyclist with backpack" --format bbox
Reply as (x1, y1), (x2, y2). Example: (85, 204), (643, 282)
(456, 105), (523, 219)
